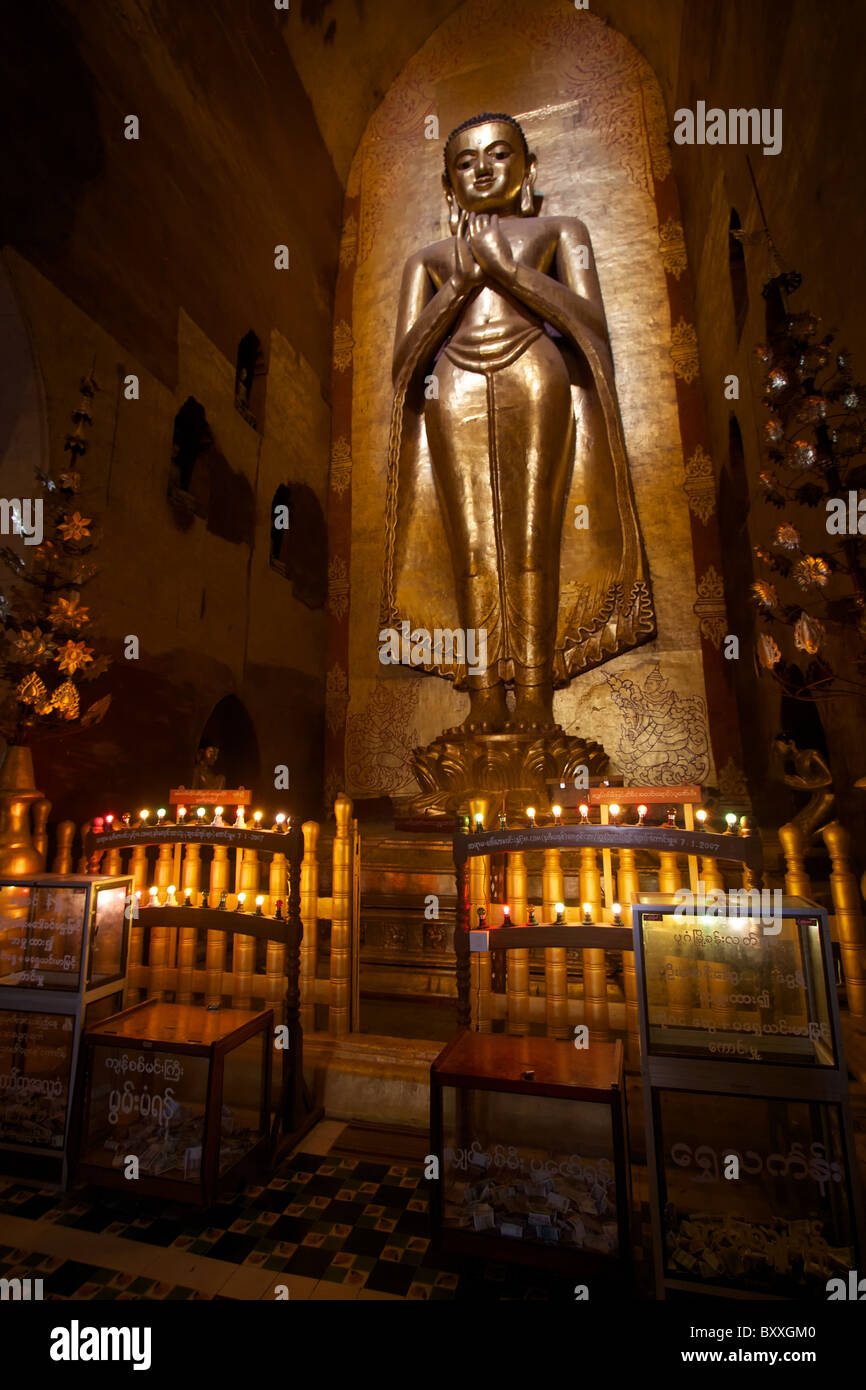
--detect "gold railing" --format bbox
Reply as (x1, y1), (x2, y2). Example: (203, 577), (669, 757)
(53, 794), (360, 1034)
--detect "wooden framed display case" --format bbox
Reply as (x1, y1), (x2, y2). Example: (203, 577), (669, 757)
(430, 1031), (631, 1280)
(0, 874), (132, 1185)
(76, 999), (272, 1205)
(632, 893), (865, 1299)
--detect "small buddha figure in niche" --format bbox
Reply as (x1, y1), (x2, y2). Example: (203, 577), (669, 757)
(382, 113), (653, 735)
(191, 744), (225, 791)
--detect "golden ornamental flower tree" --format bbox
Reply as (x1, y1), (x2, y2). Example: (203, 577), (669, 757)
(0, 373), (111, 744)
(752, 271), (866, 702)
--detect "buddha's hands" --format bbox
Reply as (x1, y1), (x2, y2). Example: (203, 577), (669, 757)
(466, 213), (516, 283)
(450, 211), (484, 291)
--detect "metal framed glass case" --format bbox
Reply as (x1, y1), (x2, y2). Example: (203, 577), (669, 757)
(632, 894), (864, 1299)
(0, 874), (132, 1184)
(77, 1000), (273, 1204)
(430, 1032), (630, 1280)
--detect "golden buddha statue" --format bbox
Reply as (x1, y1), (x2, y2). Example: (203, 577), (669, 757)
(381, 112), (654, 739)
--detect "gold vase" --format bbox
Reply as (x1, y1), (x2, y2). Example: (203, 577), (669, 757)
(0, 745), (47, 877)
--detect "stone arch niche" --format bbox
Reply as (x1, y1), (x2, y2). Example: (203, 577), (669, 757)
(324, 0), (746, 806)
(198, 695), (261, 792)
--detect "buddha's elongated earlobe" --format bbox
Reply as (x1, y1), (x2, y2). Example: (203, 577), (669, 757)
(520, 156), (538, 215)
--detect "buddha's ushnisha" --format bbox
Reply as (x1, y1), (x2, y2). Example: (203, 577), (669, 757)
(382, 113), (654, 732)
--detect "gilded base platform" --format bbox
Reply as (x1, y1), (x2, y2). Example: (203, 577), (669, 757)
(407, 728), (609, 816)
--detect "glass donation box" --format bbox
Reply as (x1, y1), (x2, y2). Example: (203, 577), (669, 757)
(632, 894), (865, 1299)
(0, 874), (132, 1184)
(77, 999), (273, 1204)
(430, 1032), (630, 1280)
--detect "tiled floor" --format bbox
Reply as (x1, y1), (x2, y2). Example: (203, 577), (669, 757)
(0, 1121), (647, 1300)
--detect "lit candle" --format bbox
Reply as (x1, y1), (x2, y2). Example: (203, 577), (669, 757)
(498, 811), (507, 830)
(183, 887), (192, 906)
(237, 891), (246, 909)
(555, 901), (565, 924)
(167, 883), (176, 905)
(157, 808), (166, 825)
(609, 802), (620, 825)
(552, 804), (562, 824)
(253, 811), (263, 828)
(474, 811), (484, 832)
(738, 815), (750, 836)
(140, 809), (149, 825)
(212, 805), (225, 827)
(667, 807), (677, 827)
(637, 804), (648, 825)
(274, 812), (286, 832)
(122, 812), (131, 827)
(148, 885), (158, 905)
(612, 901), (623, 924)
(582, 901), (592, 923)
(696, 808), (708, 829)
(502, 904), (511, 924)
(196, 807), (206, 824)
(235, 806), (246, 828)
(105, 813), (114, 827)
(526, 806), (536, 827)
(578, 803), (589, 823)
(134, 890), (142, 911)
(255, 895), (264, 915)
(177, 805), (187, 823)
(725, 812), (738, 833)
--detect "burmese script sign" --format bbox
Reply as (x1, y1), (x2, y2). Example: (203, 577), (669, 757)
(0, 1009), (74, 1148)
(641, 911), (835, 1068)
(0, 886), (87, 990)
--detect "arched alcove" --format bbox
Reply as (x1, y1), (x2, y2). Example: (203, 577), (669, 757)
(198, 695), (261, 790)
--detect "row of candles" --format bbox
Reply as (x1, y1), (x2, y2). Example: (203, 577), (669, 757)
(468, 805), (749, 831)
(479, 902), (625, 927)
(92, 807), (292, 832)
(131, 886), (282, 914)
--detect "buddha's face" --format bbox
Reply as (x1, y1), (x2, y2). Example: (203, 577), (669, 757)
(445, 120), (530, 214)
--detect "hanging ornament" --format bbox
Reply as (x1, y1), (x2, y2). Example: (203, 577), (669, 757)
(842, 388), (861, 410)
(758, 634), (782, 669)
(16, 672), (47, 706)
(58, 470), (82, 492)
(755, 343), (773, 365)
(793, 556), (831, 590)
(57, 511), (92, 542)
(796, 395), (827, 424)
(787, 439), (817, 470)
(9, 627), (54, 663)
(48, 594), (90, 631)
(764, 418), (785, 444)
(793, 612), (825, 654)
(48, 681), (80, 721)
(56, 639), (94, 675)
(751, 580), (779, 609)
(767, 368), (790, 396)
(775, 524), (801, 550)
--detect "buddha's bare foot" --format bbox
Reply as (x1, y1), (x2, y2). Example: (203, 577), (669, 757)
(444, 687), (509, 736)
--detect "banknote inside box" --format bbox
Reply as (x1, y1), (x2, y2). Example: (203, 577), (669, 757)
(81, 1034), (267, 1182)
(441, 1086), (619, 1254)
(656, 1088), (856, 1296)
(639, 909), (835, 1067)
(0, 1008), (74, 1148)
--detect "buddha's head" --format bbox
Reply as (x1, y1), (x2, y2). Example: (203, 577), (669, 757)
(443, 113), (537, 227)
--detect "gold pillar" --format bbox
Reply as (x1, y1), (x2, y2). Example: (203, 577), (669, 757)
(658, 852), (682, 896)
(176, 843), (202, 1004)
(778, 822), (812, 898)
(330, 793), (353, 1036)
(542, 847), (568, 1039)
(266, 848), (288, 1013)
(580, 845), (608, 1040)
(506, 850), (529, 1036)
(233, 848), (259, 1008)
(300, 823), (319, 1033)
(700, 856), (725, 894)
(149, 843), (175, 998)
(616, 846), (641, 1066)
(205, 846), (231, 1005)
(52, 821), (76, 875)
(468, 796), (492, 1032)
(822, 821), (866, 1018)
